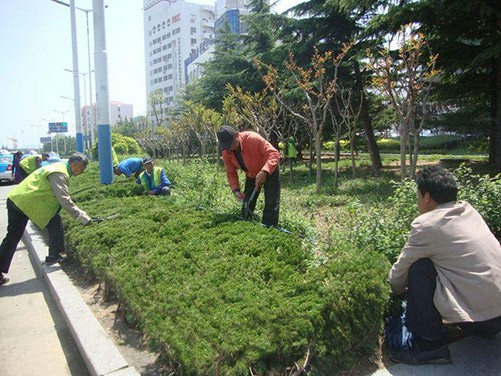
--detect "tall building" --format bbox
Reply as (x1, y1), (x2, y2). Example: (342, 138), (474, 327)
(186, 0), (270, 85)
(82, 101), (134, 142)
(143, 0), (216, 113)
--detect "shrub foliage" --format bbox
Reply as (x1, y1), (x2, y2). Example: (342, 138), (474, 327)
(65, 163), (390, 375)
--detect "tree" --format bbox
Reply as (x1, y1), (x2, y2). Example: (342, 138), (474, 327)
(177, 101), (222, 160)
(261, 47), (349, 193)
(367, 25), (439, 179)
(148, 89), (167, 127)
(372, 0), (501, 169)
(278, 0), (384, 175)
(113, 117), (138, 138)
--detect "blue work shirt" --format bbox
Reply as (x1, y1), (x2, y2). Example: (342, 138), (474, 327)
(117, 158), (143, 177)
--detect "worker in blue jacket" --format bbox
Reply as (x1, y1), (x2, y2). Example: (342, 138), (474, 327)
(114, 157), (144, 178)
(136, 158), (171, 195)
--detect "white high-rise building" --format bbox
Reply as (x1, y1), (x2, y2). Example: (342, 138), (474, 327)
(143, 0), (216, 112)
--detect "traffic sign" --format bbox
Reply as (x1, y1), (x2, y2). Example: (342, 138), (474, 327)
(48, 122), (68, 133)
(40, 137), (52, 144)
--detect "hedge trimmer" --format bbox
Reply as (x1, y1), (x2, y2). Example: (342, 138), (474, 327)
(91, 213), (120, 223)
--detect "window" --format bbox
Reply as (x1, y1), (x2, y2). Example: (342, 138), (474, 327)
(191, 38), (197, 45)
(191, 27), (197, 34)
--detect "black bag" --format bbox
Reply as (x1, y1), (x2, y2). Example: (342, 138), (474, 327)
(384, 303), (413, 350)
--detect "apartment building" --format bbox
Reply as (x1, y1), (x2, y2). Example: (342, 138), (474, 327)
(143, 0), (216, 112)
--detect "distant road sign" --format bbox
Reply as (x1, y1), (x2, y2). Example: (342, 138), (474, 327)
(40, 137), (52, 144)
(48, 122), (68, 133)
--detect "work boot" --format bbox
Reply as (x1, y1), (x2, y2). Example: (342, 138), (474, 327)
(389, 342), (451, 365)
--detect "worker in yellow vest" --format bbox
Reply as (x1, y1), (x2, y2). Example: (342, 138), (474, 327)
(18, 153), (49, 182)
(0, 153), (93, 286)
(136, 157), (171, 196)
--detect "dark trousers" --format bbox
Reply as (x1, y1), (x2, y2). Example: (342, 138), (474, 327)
(0, 199), (64, 273)
(406, 258), (501, 341)
(243, 168), (280, 227)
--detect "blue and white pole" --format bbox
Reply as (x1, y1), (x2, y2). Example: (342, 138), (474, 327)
(93, 0), (113, 184)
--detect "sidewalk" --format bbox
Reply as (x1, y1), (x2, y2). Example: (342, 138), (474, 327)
(0, 184), (138, 376)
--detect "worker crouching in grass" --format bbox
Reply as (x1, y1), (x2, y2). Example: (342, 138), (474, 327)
(136, 157), (171, 196)
(0, 153), (93, 286)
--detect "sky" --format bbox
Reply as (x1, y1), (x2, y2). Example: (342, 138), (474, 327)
(0, 0), (303, 150)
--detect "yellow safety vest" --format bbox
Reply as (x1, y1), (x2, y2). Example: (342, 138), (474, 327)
(8, 162), (70, 228)
(19, 155), (40, 175)
(138, 167), (162, 192)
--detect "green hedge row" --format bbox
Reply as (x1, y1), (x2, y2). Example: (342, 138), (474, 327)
(65, 165), (390, 375)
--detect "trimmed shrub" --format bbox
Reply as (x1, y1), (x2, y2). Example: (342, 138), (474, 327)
(65, 164), (390, 375)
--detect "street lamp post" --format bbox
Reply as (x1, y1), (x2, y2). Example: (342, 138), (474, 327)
(64, 69), (94, 156)
(52, 109), (69, 154)
(51, 0), (95, 148)
(93, 0), (113, 184)
(50, 0), (83, 153)
(41, 118), (53, 152)
(30, 124), (43, 150)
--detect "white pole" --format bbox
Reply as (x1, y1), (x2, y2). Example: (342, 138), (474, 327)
(70, 0), (83, 152)
(84, 10), (96, 147)
(93, 0), (113, 184)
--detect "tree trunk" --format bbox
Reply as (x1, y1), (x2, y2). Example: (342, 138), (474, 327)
(333, 135), (340, 189)
(315, 133), (323, 194)
(399, 124), (408, 179)
(354, 62), (382, 176)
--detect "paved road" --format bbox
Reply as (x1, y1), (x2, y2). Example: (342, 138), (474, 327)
(0, 183), (89, 376)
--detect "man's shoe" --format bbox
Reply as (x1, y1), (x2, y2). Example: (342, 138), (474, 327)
(44, 255), (65, 265)
(0, 275), (9, 286)
(389, 343), (451, 365)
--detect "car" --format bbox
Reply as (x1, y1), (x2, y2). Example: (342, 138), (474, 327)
(0, 153), (14, 183)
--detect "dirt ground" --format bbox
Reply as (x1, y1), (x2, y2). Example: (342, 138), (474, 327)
(62, 259), (165, 376)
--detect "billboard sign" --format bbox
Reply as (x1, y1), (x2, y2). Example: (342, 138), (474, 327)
(48, 122), (68, 133)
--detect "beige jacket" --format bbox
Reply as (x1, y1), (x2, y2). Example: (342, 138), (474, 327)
(389, 201), (501, 323)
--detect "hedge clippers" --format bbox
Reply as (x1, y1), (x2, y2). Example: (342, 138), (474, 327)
(91, 213), (121, 223)
(242, 189), (259, 220)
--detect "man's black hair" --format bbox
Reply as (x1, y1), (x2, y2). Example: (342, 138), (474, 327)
(415, 165), (458, 204)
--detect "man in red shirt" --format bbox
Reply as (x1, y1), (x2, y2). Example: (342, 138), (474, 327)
(217, 125), (281, 226)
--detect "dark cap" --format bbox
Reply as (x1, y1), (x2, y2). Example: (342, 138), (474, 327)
(217, 125), (237, 152)
(142, 157), (154, 165)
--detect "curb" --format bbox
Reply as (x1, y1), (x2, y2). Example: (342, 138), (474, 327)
(22, 225), (139, 376)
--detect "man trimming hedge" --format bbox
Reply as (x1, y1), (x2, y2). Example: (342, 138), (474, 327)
(0, 153), (93, 285)
(217, 125), (281, 226)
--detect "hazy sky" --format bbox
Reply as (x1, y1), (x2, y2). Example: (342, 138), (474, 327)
(0, 0), (303, 149)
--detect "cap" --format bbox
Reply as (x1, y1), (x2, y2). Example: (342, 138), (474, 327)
(142, 157), (154, 165)
(217, 125), (237, 152)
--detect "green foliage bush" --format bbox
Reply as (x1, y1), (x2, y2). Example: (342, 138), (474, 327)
(91, 133), (141, 160)
(345, 167), (500, 263)
(65, 163), (390, 375)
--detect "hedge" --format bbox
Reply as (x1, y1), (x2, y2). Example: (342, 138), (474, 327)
(63, 164), (390, 375)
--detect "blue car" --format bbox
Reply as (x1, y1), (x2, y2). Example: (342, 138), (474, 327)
(0, 153), (14, 183)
